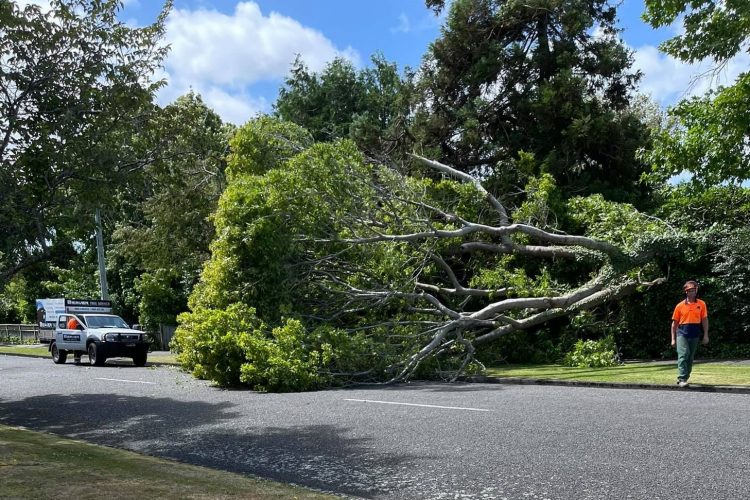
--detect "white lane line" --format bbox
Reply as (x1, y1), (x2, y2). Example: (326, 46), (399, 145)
(95, 377), (156, 385)
(344, 398), (491, 412)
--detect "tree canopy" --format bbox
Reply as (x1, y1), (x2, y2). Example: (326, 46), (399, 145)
(0, 0), (170, 284)
(274, 54), (414, 160)
(643, 0), (750, 185)
(172, 117), (674, 390)
(3, 0), (750, 389)
(413, 0), (649, 202)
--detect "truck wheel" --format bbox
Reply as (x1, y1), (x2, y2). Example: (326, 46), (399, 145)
(51, 343), (67, 364)
(87, 343), (106, 367)
(133, 352), (147, 367)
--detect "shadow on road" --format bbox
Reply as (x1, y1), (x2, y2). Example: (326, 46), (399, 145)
(0, 393), (423, 498)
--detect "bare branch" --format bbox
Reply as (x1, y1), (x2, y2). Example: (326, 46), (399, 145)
(409, 153), (510, 225)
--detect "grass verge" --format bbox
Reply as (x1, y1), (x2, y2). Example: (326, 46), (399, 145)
(0, 424), (333, 499)
(485, 361), (750, 386)
(0, 345), (179, 365)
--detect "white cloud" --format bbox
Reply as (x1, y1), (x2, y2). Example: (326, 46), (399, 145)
(631, 44), (750, 107)
(203, 86), (269, 124)
(159, 2), (359, 124)
(165, 2), (358, 87)
(391, 10), (444, 35)
(392, 13), (411, 34)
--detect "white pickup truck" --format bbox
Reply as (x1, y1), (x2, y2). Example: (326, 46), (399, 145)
(50, 313), (150, 367)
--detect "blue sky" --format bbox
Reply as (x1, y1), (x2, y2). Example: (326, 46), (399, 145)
(20, 0), (748, 124)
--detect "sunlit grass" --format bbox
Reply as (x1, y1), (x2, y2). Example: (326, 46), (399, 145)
(0, 424), (332, 499)
(485, 361), (750, 386)
(0, 345), (179, 365)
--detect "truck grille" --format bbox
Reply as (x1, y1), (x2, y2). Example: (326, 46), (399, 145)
(107, 333), (141, 342)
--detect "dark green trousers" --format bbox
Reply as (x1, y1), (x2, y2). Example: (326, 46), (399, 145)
(676, 336), (700, 381)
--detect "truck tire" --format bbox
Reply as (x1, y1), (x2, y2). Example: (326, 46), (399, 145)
(51, 342), (67, 364)
(87, 342), (106, 367)
(133, 352), (147, 367)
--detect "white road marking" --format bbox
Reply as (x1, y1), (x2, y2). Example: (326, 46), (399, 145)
(95, 377), (156, 385)
(344, 398), (491, 412)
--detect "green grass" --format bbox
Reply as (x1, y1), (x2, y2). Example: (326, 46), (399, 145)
(0, 345), (49, 356)
(0, 424), (333, 499)
(0, 345), (179, 365)
(485, 361), (750, 386)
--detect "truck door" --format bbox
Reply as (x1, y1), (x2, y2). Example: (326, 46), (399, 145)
(56, 314), (86, 352)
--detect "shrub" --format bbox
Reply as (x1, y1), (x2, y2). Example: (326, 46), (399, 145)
(563, 337), (619, 368)
(173, 303), (388, 391)
(172, 304), (258, 387)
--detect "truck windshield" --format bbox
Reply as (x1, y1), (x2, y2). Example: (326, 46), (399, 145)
(84, 316), (130, 329)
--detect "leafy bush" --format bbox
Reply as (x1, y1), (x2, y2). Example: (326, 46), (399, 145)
(172, 304), (257, 387)
(563, 337), (619, 368)
(172, 303), (389, 391)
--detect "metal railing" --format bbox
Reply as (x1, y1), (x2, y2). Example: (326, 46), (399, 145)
(0, 324), (40, 343)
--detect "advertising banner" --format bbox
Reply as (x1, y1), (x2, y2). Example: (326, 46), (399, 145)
(36, 298), (66, 329)
(64, 299), (112, 314)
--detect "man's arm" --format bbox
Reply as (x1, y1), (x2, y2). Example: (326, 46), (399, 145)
(671, 320), (678, 347)
(701, 317), (709, 345)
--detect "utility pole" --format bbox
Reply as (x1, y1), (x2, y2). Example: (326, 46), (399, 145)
(95, 208), (109, 300)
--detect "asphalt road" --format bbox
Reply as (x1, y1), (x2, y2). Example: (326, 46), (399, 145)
(1, 355), (749, 499)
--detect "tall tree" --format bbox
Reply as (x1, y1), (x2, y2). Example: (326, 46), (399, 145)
(0, 0), (170, 285)
(275, 54), (414, 160)
(643, 0), (750, 185)
(415, 0), (648, 201)
(108, 92), (231, 330)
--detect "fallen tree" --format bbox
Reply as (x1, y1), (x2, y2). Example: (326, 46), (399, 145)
(174, 123), (673, 390)
(306, 154), (668, 381)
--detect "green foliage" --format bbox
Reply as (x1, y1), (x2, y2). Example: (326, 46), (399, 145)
(173, 304), (383, 392)
(191, 129), (373, 320)
(172, 304), (260, 387)
(108, 92), (231, 327)
(567, 194), (669, 249)
(563, 337), (618, 368)
(643, 0), (750, 185)
(413, 0), (650, 201)
(0, 277), (31, 324)
(0, 0), (170, 283)
(237, 319), (324, 392)
(470, 258), (557, 298)
(644, 74), (750, 186)
(700, 343), (750, 360)
(476, 328), (564, 365)
(135, 270), (186, 332)
(275, 54), (414, 157)
(41, 262), (100, 300)
(512, 173), (565, 229)
(227, 115), (313, 178)
(644, 0), (749, 63)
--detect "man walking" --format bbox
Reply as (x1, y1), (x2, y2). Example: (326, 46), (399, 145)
(671, 280), (709, 387)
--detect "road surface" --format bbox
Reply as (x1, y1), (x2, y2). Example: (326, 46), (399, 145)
(1, 355), (748, 499)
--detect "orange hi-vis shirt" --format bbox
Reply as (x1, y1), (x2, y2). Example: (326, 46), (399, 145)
(672, 299), (707, 338)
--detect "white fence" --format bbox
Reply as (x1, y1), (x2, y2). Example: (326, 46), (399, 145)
(0, 324), (40, 343)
